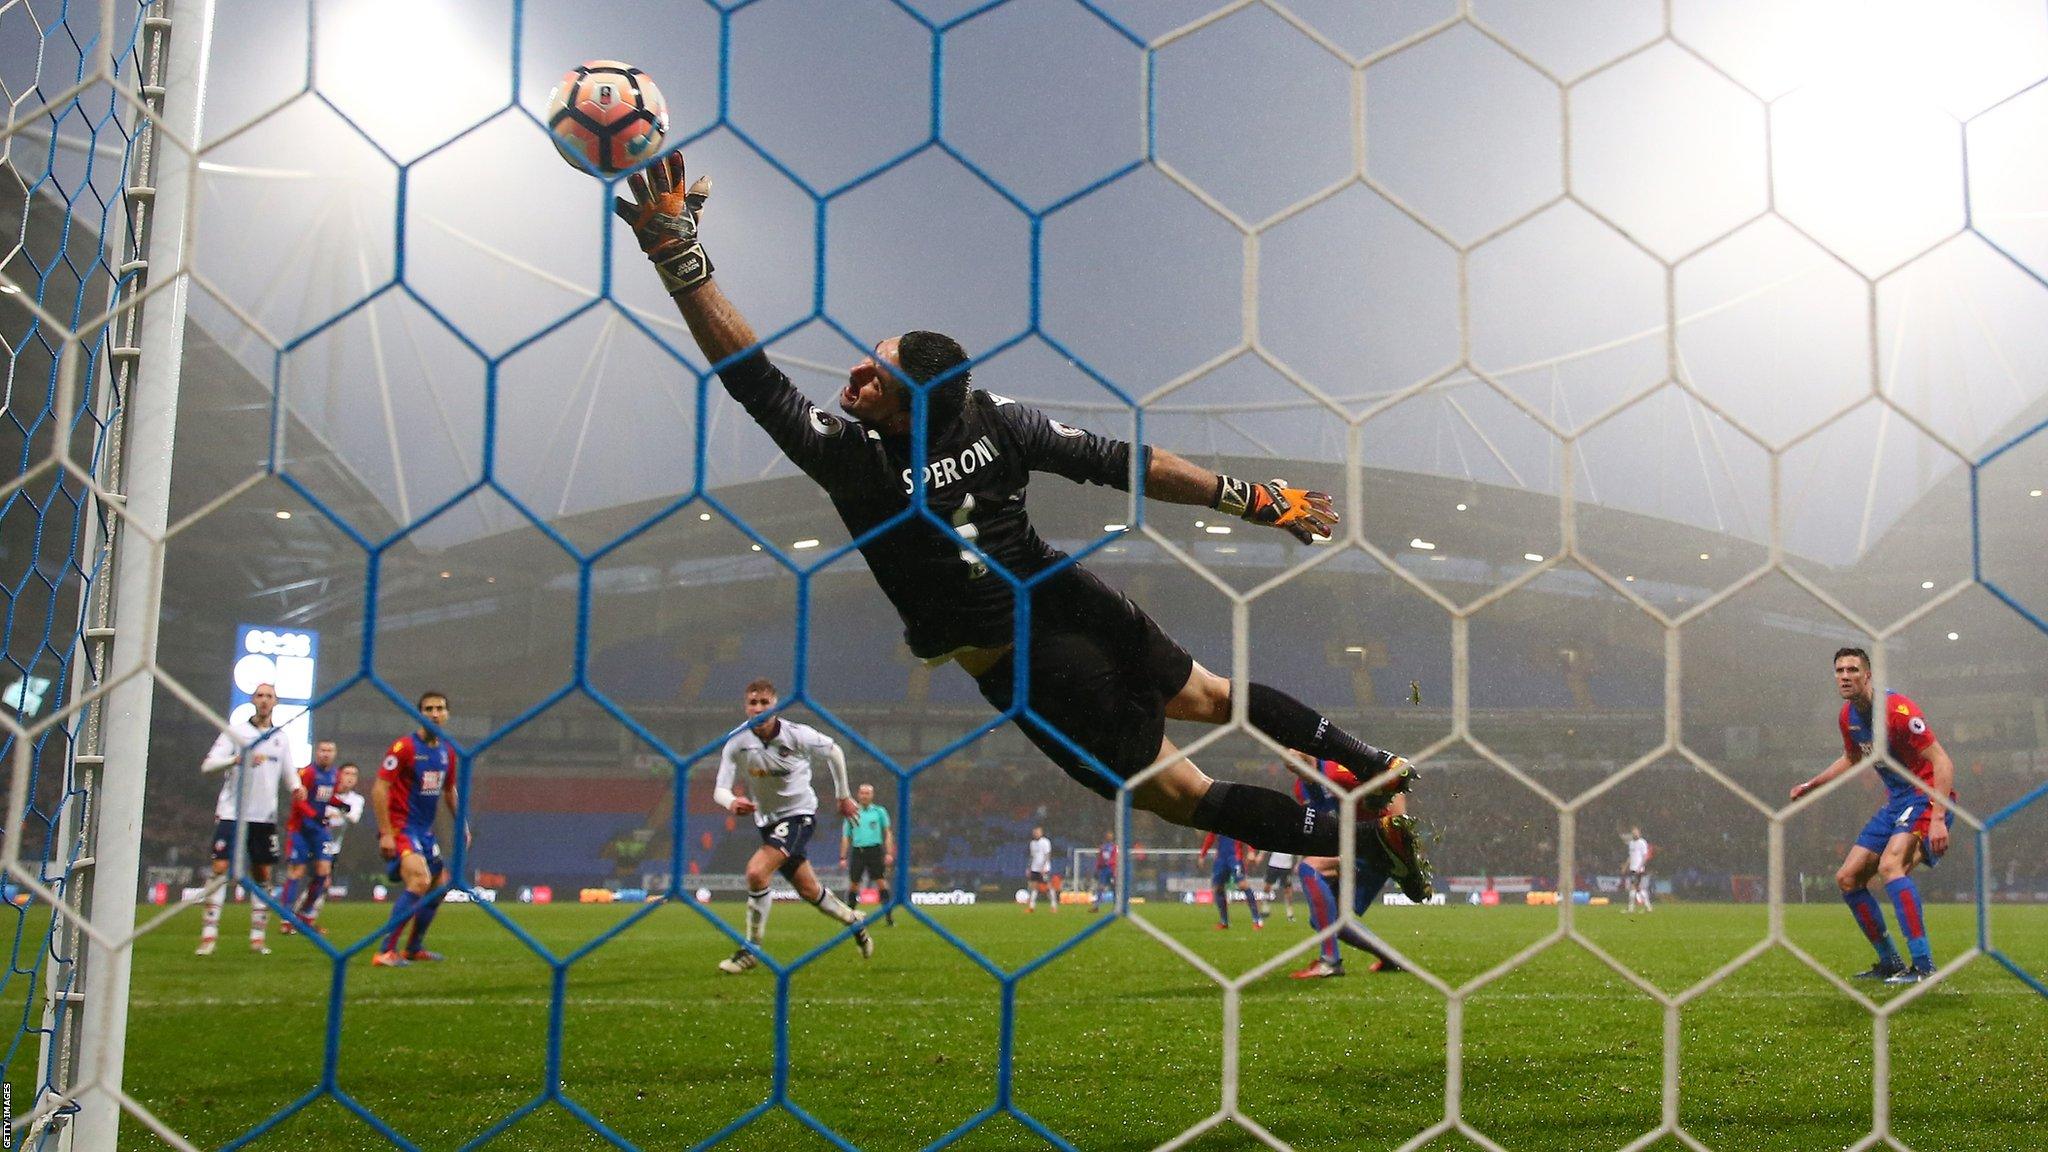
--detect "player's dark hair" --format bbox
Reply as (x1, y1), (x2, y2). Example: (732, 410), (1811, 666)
(1832, 647), (1870, 671)
(895, 330), (971, 429)
(744, 677), (777, 697)
(418, 690), (448, 709)
(338, 761), (359, 772)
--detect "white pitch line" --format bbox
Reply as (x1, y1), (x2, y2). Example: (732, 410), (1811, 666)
(129, 983), (2031, 1012)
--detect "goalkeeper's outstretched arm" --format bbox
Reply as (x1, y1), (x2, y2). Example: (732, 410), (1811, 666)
(610, 153), (749, 364)
(614, 157), (1333, 543)
(1142, 451), (1337, 544)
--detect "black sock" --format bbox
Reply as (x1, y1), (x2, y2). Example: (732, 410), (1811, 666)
(1191, 780), (1339, 857)
(1248, 683), (1399, 778)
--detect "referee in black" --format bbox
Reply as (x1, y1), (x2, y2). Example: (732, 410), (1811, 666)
(615, 156), (1425, 875)
(841, 782), (895, 926)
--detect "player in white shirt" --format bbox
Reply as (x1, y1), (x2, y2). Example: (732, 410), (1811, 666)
(1623, 828), (1653, 914)
(196, 683), (306, 956)
(326, 763), (367, 846)
(1263, 850), (1297, 922)
(1024, 828), (1057, 913)
(712, 678), (871, 973)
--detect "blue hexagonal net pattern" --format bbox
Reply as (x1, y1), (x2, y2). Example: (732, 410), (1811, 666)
(7, 1), (2048, 1150)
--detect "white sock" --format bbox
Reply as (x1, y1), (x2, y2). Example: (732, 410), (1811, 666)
(812, 889), (861, 928)
(201, 886), (225, 936)
(249, 903), (268, 939)
(746, 889), (772, 944)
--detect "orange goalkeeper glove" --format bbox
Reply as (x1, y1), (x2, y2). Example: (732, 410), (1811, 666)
(1214, 475), (1337, 544)
(612, 152), (714, 298)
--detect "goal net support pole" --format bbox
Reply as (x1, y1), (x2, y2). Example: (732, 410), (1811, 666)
(59, 2), (213, 1148)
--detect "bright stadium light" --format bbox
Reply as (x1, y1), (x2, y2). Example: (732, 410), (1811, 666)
(792, 539), (820, 550)
(1523, 552), (1543, 562)
(1921, 580), (1935, 589)
(274, 510), (292, 520)
(313, 0), (503, 161)
(1411, 538), (1436, 550)
(1455, 503), (1468, 512)
(1947, 632), (1960, 641)
(1797, 0), (2041, 116)
(1205, 525), (1231, 535)
(699, 512), (713, 520)
(1104, 523), (1127, 532)
(1759, 2), (2026, 275)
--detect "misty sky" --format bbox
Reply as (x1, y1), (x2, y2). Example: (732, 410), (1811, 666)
(6, 0), (2047, 566)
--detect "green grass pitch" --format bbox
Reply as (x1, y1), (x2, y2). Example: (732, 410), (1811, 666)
(103, 900), (2046, 1150)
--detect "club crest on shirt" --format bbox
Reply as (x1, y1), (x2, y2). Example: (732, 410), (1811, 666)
(1049, 420), (1085, 437)
(810, 410), (846, 437)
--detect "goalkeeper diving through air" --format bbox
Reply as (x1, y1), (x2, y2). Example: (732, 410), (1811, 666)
(614, 154), (1430, 880)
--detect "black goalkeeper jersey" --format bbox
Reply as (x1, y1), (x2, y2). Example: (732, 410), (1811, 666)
(719, 352), (1148, 659)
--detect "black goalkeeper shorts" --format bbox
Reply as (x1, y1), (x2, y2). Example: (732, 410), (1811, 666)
(972, 564), (1194, 799)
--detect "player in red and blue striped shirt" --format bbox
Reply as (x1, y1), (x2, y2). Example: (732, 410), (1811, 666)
(1791, 648), (1956, 985)
(1090, 832), (1117, 913)
(371, 691), (462, 968)
(280, 739), (341, 934)
(1289, 755), (1432, 978)
(1198, 833), (1264, 929)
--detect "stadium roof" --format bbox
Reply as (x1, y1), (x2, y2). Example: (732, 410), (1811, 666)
(11, 2), (2036, 560)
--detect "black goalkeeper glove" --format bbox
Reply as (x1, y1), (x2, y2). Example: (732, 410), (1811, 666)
(612, 152), (714, 298)
(1213, 475), (1337, 544)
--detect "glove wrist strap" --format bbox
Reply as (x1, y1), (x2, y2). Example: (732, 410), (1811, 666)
(654, 242), (714, 298)
(1213, 474), (1253, 518)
